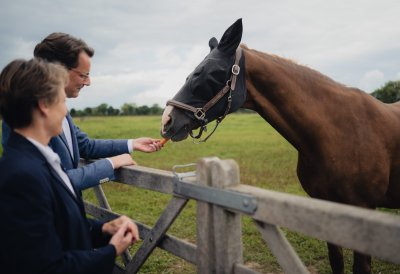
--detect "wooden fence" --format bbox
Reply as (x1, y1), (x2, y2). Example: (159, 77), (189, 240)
(84, 157), (400, 274)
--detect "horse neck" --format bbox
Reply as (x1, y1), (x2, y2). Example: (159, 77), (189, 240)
(241, 47), (342, 151)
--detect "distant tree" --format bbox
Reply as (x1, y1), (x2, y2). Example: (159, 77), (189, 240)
(136, 105), (150, 115)
(69, 102), (165, 116)
(75, 110), (85, 116)
(150, 104), (163, 115)
(70, 108), (77, 116)
(107, 106), (120, 116)
(371, 80), (400, 103)
(94, 103), (108, 116)
(83, 107), (93, 116)
(121, 103), (136, 115)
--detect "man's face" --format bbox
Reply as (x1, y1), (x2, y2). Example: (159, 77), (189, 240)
(65, 51), (91, 98)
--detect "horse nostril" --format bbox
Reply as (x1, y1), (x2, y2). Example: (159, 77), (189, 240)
(161, 116), (172, 135)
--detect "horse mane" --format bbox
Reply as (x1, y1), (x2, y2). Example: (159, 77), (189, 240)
(240, 43), (352, 91)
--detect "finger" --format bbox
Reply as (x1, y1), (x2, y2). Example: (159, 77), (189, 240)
(149, 143), (159, 151)
(131, 227), (140, 243)
(153, 142), (162, 150)
(116, 221), (130, 235)
(124, 231), (134, 243)
(123, 222), (139, 242)
(126, 222), (138, 234)
(129, 230), (139, 244)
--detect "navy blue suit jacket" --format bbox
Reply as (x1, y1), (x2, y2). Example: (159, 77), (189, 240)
(0, 132), (116, 274)
(2, 114), (129, 189)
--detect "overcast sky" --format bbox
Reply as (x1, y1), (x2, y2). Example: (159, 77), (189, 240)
(1, 0), (399, 110)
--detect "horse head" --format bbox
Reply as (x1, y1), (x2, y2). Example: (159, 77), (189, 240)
(161, 19), (247, 142)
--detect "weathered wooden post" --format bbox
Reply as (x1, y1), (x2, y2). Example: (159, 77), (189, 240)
(196, 157), (243, 273)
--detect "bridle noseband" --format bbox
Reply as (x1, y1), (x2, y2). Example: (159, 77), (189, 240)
(166, 47), (243, 143)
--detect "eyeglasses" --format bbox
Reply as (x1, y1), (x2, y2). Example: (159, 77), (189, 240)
(69, 68), (90, 81)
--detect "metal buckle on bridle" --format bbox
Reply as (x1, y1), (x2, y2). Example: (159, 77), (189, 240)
(232, 64), (240, 76)
(194, 108), (206, 120)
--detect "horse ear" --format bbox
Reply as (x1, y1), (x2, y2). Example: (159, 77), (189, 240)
(209, 37), (218, 51)
(217, 18), (243, 55)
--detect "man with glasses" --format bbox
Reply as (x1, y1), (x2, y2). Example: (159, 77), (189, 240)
(1, 32), (163, 190)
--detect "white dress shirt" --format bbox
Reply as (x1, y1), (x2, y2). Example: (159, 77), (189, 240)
(62, 117), (74, 160)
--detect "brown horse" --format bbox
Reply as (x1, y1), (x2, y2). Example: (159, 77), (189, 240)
(160, 18), (400, 274)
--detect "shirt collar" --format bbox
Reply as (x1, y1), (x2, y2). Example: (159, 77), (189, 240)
(26, 137), (61, 165)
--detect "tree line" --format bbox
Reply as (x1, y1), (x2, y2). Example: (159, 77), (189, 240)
(69, 80), (400, 117)
(70, 103), (164, 117)
(70, 102), (254, 117)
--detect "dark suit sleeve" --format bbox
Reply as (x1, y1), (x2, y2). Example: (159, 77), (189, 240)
(87, 218), (113, 248)
(0, 172), (116, 274)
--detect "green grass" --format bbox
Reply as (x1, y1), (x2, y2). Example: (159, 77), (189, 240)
(1, 114), (399, 273)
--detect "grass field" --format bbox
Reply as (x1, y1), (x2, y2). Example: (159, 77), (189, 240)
(1, 114), (399, 273)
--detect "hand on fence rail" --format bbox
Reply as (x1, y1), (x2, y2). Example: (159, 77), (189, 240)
(109, 153), (137, 168)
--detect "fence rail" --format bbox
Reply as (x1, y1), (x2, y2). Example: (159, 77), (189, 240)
(83, 157), (400, 273)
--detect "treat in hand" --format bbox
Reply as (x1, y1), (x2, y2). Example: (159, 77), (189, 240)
(159, 138), (169, 146)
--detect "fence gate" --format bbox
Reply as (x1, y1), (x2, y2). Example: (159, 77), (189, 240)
(84, 157), (400, 274)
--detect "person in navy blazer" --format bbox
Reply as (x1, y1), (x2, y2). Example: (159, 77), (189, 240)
(0, 58), (139, 274)
(2, 32), (163, 190)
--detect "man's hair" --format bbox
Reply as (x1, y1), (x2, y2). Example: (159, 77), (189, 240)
(0, 58), (68, 129)
(34, 32), (94, 69)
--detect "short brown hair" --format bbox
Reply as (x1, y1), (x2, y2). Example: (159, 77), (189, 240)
(34, 32), (94, 69)
(0, 58), (68, 129)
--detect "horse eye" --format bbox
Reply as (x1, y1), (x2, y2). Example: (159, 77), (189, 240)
(186, 67), (202, 82)
(193, 66), (204, 77)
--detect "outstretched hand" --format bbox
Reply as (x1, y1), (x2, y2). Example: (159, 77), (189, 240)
(132, 137), (163, 152)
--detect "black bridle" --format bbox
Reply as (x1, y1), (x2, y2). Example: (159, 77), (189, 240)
(166, 47), (243, 143)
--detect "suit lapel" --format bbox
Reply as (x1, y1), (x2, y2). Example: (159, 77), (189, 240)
(46, 163), (85, 210)
(59, 131), (70, 151)
(8, 131), (86, 212)
(66, 114), (80, 167)
(58, 117), (75, 164)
